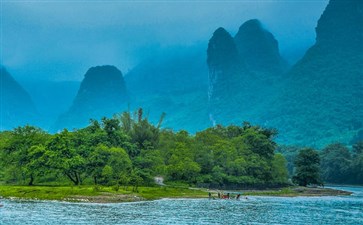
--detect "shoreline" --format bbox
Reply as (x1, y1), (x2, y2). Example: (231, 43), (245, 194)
(0, 185), (353, 204)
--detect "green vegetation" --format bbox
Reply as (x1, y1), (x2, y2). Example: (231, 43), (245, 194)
(1, 108), (356, 202)
(292, 148), (321, 186)
(0, 109), (289, 191)
(278, 142), (363, 185)
(0, 185), (207, 202)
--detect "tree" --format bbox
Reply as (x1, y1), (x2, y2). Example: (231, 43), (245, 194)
(166, 142), (201, 183)
(87, 145), (132, 185)
(292, 148), (321, 186)
(130, 169), (143, 192)
(320, 143), (351, 183)
(351, 141), (363, 184)
(240, 126), (276, 159)
(47, 130), (85, 185)
(1, 126), (49, 185)
(24, 145), (49, 185)
(276, 145), (301, 177)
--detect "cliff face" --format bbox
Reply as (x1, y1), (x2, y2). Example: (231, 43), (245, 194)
(234, 19), (287, 76)
(0, 66), (37, 130)
(54, 65), (128, 130)
(267, 0), (363, 147)
(207, 27), (242, 102)
(206, 22), (286, 126)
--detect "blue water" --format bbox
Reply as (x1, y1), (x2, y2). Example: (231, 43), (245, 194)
(0, 186), (362, 225)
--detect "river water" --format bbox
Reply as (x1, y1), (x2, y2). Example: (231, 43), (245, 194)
(0, 186), (362, 225)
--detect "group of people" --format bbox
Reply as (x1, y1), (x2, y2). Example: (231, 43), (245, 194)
(209, 192), (247, 200)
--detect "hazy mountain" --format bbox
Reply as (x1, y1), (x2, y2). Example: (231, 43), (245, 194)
(4, 0), (362, 149)
(234, 19), (288, 77)
(125, 46), (210, 132)
(207, 27), (242, 102)
(266, 0), (363, 147)
(0, 66), (38, 130)
(54, 65), (128, 131)
(125, 46), (208, 95)
(206, 21), (286, 126)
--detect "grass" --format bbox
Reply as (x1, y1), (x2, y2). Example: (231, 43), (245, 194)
(0, 185), (208, 202)
(0, 185), (100, 201)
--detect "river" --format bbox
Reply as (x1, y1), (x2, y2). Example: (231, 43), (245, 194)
(0, 186), (362, 224)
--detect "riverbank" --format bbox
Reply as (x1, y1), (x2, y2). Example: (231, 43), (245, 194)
(0, 185), (352, 203)
(0, 185), (207, 203)
(241, 186), (352, 197)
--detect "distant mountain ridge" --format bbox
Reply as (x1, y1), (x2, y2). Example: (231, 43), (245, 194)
(0, 66), (38, 130)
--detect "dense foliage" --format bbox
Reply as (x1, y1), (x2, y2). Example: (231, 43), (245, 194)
(292, 148), (321, 187)
(0, 110), (289, 189)
(278, 142), (363, 185)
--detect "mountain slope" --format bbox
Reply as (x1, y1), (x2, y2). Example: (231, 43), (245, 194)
(266, 0), (363, 147)
(0, 66), (38, 130)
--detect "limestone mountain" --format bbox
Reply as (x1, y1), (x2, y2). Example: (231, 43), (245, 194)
(316, 0), (363, 50)
(234, 19), (288, 77)
(54, 65), (128, 131)
(207, 27), (248, 126)
(0, 66), (37, 130)
(206, 22), (285, 126)
(266, 0), (363, 147)
(207, 27), (242, 103)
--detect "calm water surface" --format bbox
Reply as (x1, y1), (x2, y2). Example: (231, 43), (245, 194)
(0, 186), (362, 225)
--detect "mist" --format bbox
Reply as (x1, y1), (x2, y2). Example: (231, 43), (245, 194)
(2, 1), (328, 81)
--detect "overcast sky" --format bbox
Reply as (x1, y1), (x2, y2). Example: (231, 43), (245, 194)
(1, 0), (328, 81)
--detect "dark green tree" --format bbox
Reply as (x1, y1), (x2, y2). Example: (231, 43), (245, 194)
(292, 148), (321, 186)
(320, 143), (351, 183)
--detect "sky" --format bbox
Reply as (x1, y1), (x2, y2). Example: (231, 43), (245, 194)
(1, 0), (329, 81)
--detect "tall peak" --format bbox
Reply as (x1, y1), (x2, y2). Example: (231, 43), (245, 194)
(237, 19), (263, 31)
(316, 0), (363, 49)
(207, 27), (239, 69)
(234, 19), (287, 75)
